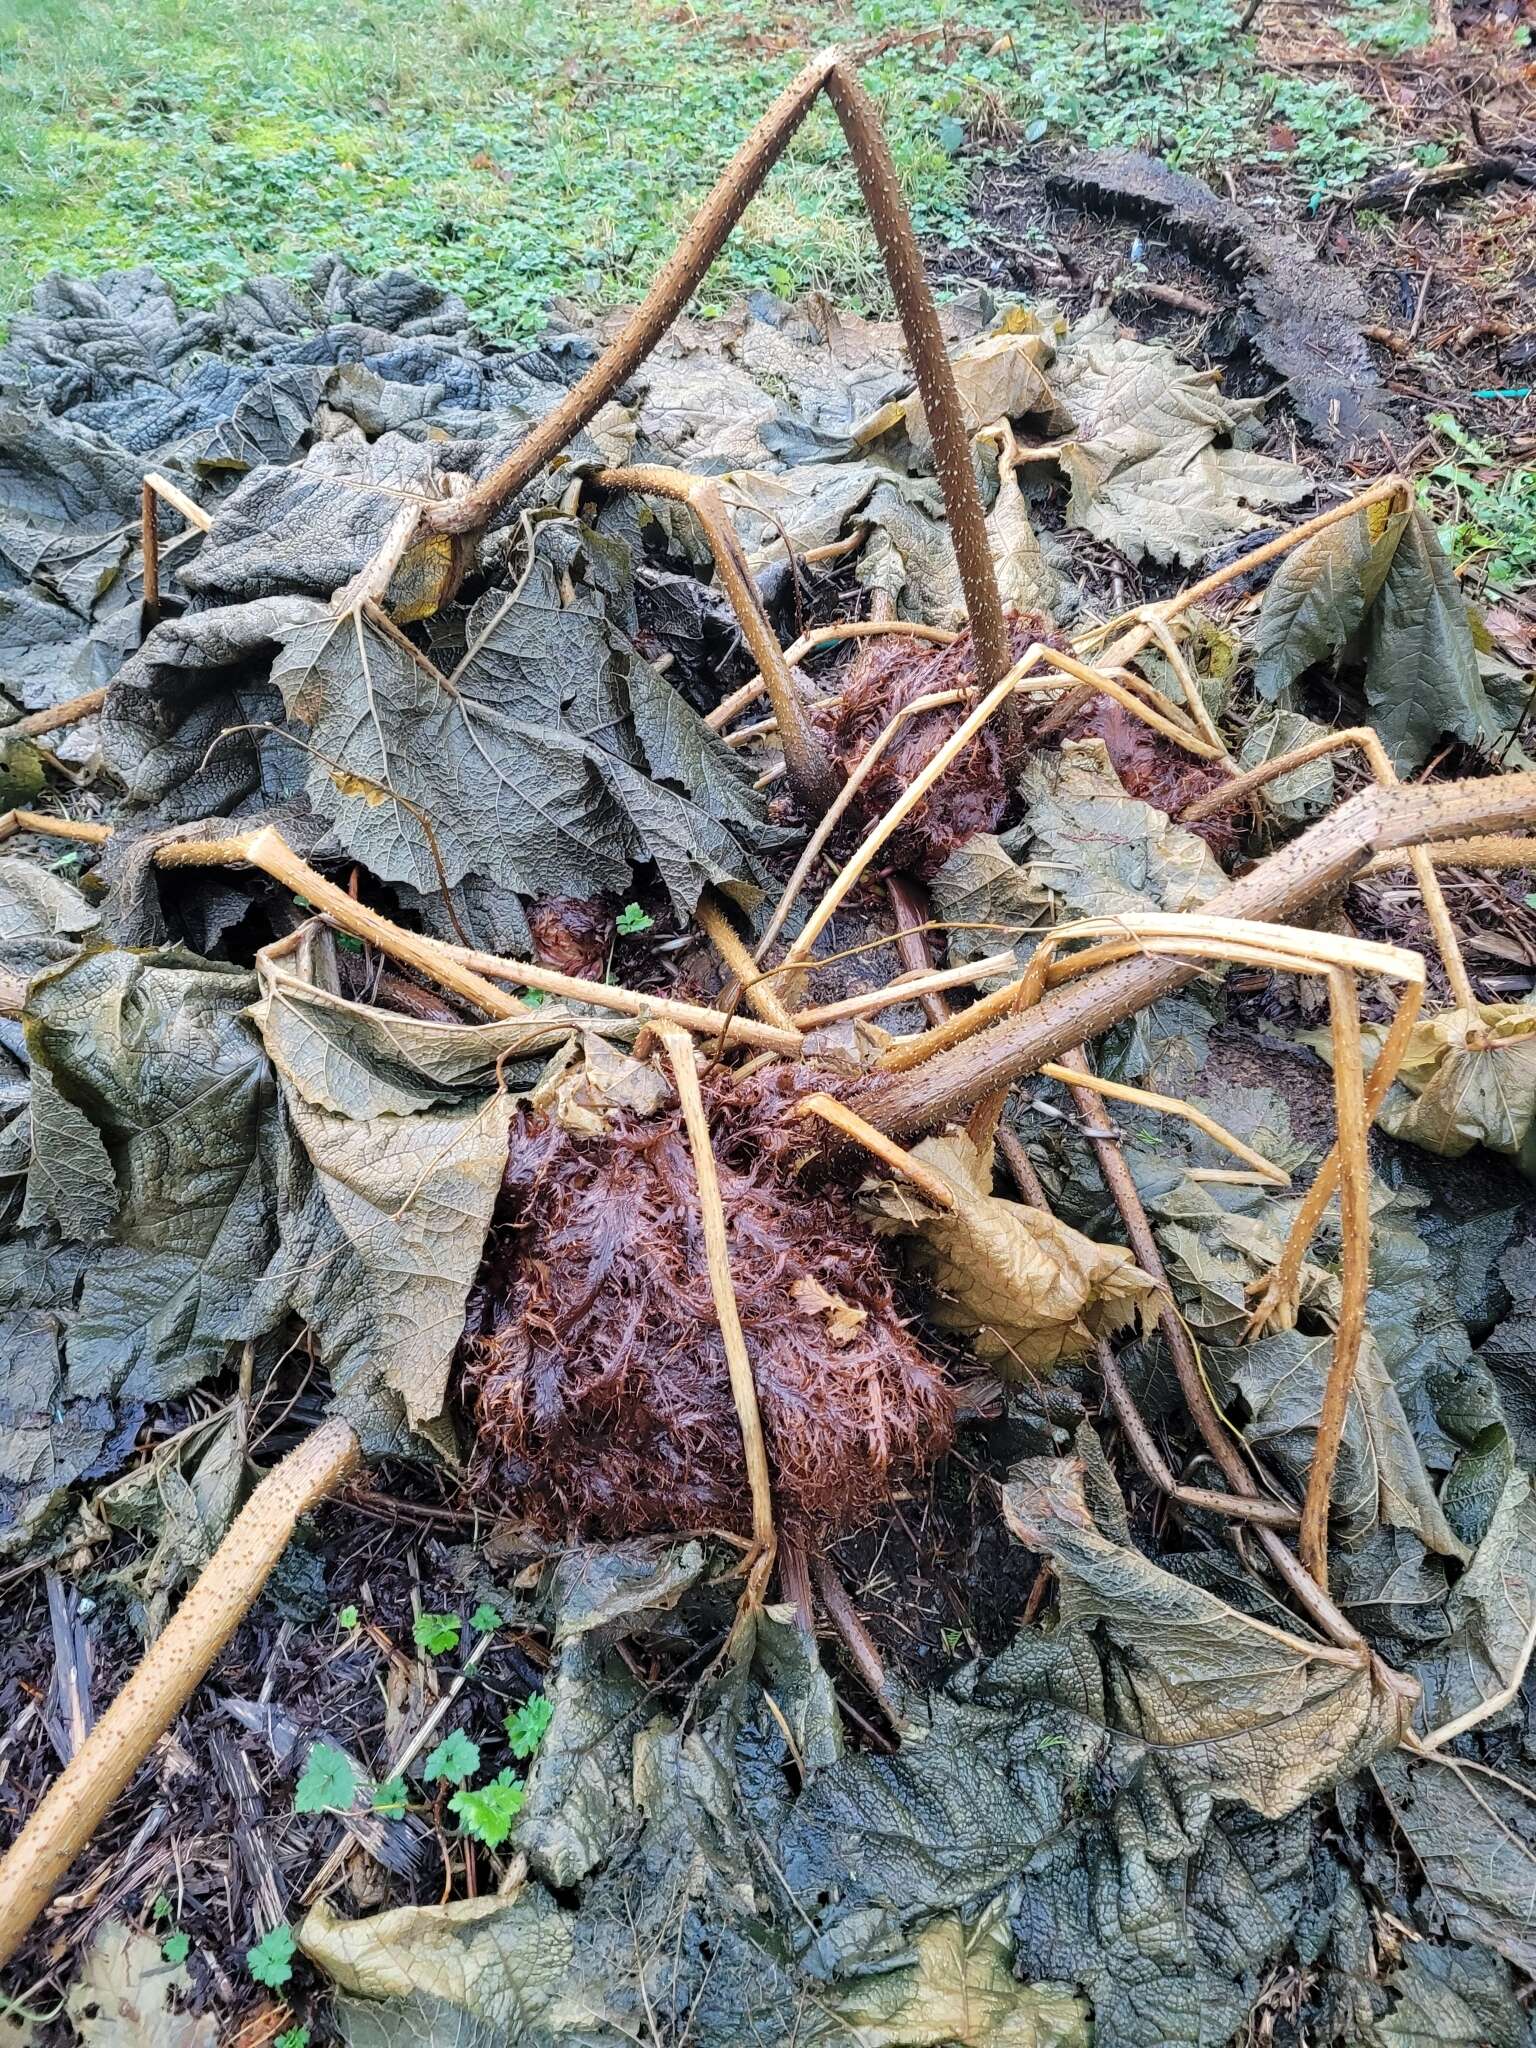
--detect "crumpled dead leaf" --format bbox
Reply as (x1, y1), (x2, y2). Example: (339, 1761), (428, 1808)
(1004, 1457), (1414, 1813)
(791, 1273), (869, 1345)
(1015, 739), (1227, 921)
(826, 1896), (1085, 2048)
(530, 1034), (673, 1137)
(1045, 313), (1309, 565)
(856, 328), (1071, 451)
(1315, 1002), (1536, 1173)
(862, 1131), (1157, 1374)
(66, 1920), (216, 2048)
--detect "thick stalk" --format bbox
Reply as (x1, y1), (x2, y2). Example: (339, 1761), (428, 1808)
(853, 774), (1536, 1137)
(424, 52), (842, 538)
(594, 465), (837, 813)
(0, 1419), (361, 1971)
(823, 61), (1009, 700)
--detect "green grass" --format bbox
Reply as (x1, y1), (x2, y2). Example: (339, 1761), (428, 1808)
(0, 0), (1394, 336)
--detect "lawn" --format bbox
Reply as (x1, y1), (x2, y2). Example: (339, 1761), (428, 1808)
(0, 0), (1395, 336)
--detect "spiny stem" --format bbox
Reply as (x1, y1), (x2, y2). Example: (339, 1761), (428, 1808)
(852, 774), (1536, 1139)
(0, 1419), (362, 1971)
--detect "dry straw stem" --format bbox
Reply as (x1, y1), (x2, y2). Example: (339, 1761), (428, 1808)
(706, 621), (960, 735)
(797, 1091), (960, 1209)
(1034, 1062), (1291, 1186)
(153, 827), (801, 1054)
(0, 1417), (362, 1971)
(854, 773), (1536, 1139)
(0, 810), (112, 848)
(1245, 982), (1424, 1338)
(1182, 723), (1476, 1013)
(792, 949), (1021, 1028)
(140, 467), (214, 627)
(594, 465), (837, 813)
(753, 684), (970, 975)
(659, 1027), (777, 1603)
(694, 889), (799, 1035)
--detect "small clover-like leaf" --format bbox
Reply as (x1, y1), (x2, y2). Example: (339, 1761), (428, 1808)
(247, 1923), (296, 1989)
(504, 1692), (553, 1760)
(450, 1769), (526, 1848)
(336, 1603), (359, 1631)
(423, 1729), (480, 1786)
(469, 1602), (502, 1633)
(294, 1741), (357, 1815)
(161, 1930), (190, 1965)
(413, 1610), (461, 1656)
(373, 1775), (408, 1818)
(615, 901), (654, 935)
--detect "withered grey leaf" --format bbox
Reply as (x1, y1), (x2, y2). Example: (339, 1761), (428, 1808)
(0, 1236), (136, 1562)
(0, 853), (99, 980)
(1016, 739), (1227, 920)
(1047, 316), (1308, 565)
(66, 1920), (216, 2048)
(270, 527), (767, 918)
(1003, 1457), (1412, 1813)
(88, 1404), (248, 1638)
(26, 947), (277, 1402)
(1374, 1749), (1536, 1976)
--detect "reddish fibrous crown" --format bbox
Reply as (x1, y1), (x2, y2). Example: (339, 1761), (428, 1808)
(457, 1066), (955, 1542)
(815, 613), (1058, 876)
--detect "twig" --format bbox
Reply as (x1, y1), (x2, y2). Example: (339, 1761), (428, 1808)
(812, 1557), (910, 1731)
(1036, 1061), (1291, 1185)
(0, 1419), (362, 1969)
(0, 810), (112, 848)
(1078, 478), (1409, 671)
(797, 1092), (958, 1209)
(595, 465), (837, 813)
(1299, 965), (1367, 1591)
(1054, 1052), (1366, 1651)
(660, 1028), (776, 1603)
(157, 827), (801, 1053)
(1096, 1340), (1299, 1527)
(1, 689), (109, 740)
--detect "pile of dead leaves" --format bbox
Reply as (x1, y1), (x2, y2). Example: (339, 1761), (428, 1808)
(0, 247), (1534, 2048)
